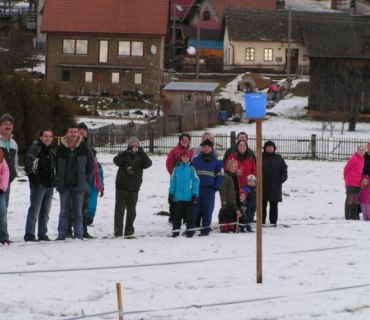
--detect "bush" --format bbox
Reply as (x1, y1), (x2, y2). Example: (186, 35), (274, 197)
(0, 67), (78, 162)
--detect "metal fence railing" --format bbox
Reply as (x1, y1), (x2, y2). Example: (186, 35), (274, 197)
(89, 124), (365, 160)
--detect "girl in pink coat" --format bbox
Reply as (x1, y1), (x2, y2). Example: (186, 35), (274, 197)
(359, 175), (370, 221)
(0, 151), (10, 245)
(344, 146), (365, 220)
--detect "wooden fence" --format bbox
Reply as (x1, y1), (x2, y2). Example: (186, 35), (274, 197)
(89, 123), (366, 160)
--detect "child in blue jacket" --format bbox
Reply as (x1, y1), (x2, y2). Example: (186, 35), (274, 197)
(169, 149), (200, 237)
(87, 150), (104, 226)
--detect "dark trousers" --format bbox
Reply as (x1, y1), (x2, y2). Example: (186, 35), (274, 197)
(114, 189), (138, 237)
(345, 186), (360, 220)
(263, 200), (278, 224)
(68, 191), (89, 234)
(193, 187), (216, 235)
(172, 201), (194, 237)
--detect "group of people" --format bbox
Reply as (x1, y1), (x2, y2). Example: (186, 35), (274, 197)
(0, 117), (105, 245)
(344, 143), (370, 220)
(165, 131), (288, 237)
(0, 115), (289, 244)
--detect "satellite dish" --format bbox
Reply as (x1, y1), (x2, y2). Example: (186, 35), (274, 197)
(187, 46), (196, 55)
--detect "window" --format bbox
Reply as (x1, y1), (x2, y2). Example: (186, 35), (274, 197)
(85, 71), (93, 83)
(131, 42), (143, 56)
(99, 40), (108, 63)
(118, 41), (144, 56)
(63, 40), (75, 54)
(184, 93), (193, 101)
(112, 72), (120, 84)
(245, 48), (255, 61)
(61, 70), (71, 82)
(264, 48), (273, 62)
(76, 40), (88, 54)
(63, 39), (88, 54)
(134, 73), (142, 84)
(203, 11), (210, 21)
(118, 41), (130, 56)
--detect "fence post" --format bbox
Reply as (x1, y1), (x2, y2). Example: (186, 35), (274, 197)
(230, 131), (236, 148)
(149, 130), (154, 153)
(311, 134), (317, 158)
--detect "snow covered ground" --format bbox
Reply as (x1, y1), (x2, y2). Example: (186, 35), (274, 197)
(2, 85), (370, 319)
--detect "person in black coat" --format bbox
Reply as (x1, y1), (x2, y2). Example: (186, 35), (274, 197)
(262, 140), (288, 226)
(113, 136), (152, 238)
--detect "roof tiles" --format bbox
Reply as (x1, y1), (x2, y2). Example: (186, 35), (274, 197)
(41, 0), (169, 36)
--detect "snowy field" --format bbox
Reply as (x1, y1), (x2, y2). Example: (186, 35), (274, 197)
(2, 151), (370, 320)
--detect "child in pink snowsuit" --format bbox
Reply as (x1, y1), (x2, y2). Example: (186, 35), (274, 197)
(359, 175), (370, 220)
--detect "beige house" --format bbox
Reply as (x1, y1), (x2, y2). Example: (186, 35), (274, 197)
(223, 8), (310, 74)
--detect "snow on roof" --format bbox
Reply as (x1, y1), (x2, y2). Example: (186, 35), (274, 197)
(163, 82), (219, 91)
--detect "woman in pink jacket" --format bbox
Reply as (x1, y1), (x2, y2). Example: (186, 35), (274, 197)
(0, 148), (10, 245)
(344, 146), (365, 220)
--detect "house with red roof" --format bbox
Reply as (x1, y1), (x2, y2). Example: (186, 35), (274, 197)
(41, 0), (169, 98)
(181, 0), (277, 56)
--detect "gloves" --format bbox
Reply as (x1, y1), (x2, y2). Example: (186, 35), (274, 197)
(126, 166), (134, 175)
(192, 196), (199, 205)
(168, 194), (174, 205)
(0, 190), (4, 195)
(100, 190), (104, 197)
(29, 173), (40, 186)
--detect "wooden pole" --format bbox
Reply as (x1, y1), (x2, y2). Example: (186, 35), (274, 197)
(116, 283), (124, 320)
(256, 119), (263, 283)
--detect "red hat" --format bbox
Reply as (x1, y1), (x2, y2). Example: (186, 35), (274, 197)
(181, 149), (192, 157)
(239, 189), (247, 196)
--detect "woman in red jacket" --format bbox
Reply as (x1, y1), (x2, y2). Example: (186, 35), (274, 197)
(224, 140), (256, 189)
(344, 145), (365, 220)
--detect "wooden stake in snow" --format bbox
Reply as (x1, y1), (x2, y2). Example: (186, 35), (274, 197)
(116, 283), (124, 320)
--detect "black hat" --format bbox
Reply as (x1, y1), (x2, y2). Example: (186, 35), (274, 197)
(263, 140), (276, 151)
(77, 122), (88, 131)
(200, 139), (213, 148)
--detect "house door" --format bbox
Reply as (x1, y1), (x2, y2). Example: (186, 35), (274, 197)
(286, 48), (299, 74)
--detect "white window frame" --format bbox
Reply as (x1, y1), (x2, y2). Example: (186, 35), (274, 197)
(85, 71), (93, 83)
(118, 41), (131, 56)
(264, 48), (273, 62)
(99, 40), (109, 63)
(111, 72), (120, 84)
(63, 39), (75, 54)
(76, 40), (88, 55)
(134, 73), (143, 84)
(131, 41), (143, 56)
(245, 48), (255, 61)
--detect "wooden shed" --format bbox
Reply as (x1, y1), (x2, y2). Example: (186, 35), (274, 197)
(163, 82), (220, 132)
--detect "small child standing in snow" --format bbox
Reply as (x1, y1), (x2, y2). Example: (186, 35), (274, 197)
(242, 174), (257, 232)
(87, 150), (104, 226)
(238, 189), (248, 232)
(359, 175), (370, 221)
(168, 149), (200, 237)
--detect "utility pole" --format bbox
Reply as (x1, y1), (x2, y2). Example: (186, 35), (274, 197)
(195, 6), (201, 79)
(286, 7), (292, 80)
(172, 0), (177, 67)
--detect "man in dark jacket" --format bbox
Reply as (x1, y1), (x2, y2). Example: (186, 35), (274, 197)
(55, 125), (94, 240)
(114, 136), (152, 238)
(262, 140), (288, 226)
(24, 128), (56, 242)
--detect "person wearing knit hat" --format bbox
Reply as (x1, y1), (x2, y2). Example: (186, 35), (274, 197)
(127, 136), (141, 149)
(200, 139), (213, 148)
(192, 138), (224, 236)
(262, 140), (288, 226)
(113, 136), (152, 238)
(166, 133), (194, 225)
